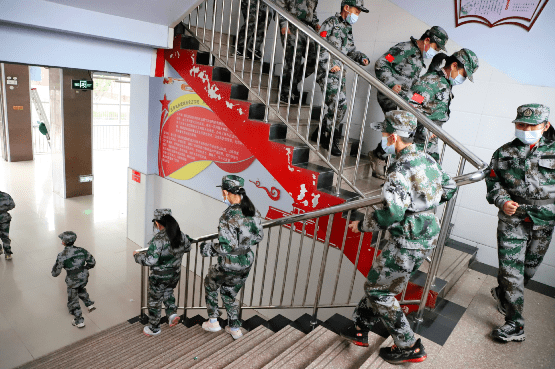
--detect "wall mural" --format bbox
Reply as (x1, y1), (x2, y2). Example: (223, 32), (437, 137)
(455, 0), (550, 30)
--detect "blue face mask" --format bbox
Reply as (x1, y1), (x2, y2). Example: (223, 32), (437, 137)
(223, 194), (232, 206)
(347, 13), (358, 25)
(449, 71), (466, 86)
(381, 136), (396, 156)
(424, 45), (438, 59)
(515, 128), (543, 145)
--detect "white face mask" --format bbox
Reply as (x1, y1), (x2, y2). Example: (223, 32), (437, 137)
(381, 136), (396, 156)
(515, 128), (543, 145)
(449, 70), (466, 86)
(346, 13), (358, 24)
(424, 44), (438, 59)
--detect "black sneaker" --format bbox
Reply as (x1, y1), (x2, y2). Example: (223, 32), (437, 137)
(280, 92), (299, 105)
(340, 324), (370, 347)
(491, 287), (507, 315)
(320, 131), (342, 156)
(379, 338), (427, 364)
(491, 321), (525, 342)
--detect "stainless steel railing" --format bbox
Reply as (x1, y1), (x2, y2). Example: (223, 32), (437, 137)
(137, 0), (489, 326)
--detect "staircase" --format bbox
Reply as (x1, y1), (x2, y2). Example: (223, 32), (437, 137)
(17, 314), (399, 369)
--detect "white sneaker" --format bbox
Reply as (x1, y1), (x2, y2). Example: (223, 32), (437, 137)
(169, 314), (180, 327)
(87, 305), (96, 313)
(143, 326), (161, 336)
(72, 319), (85, 328)
(202, 320), (222, 332)
(5, 254), (12, 260)
(225, 326), (244, 340)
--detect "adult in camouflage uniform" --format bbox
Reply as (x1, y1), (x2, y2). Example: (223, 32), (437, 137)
(313, 0), (369, 156)
(52, 231), (96, 328)
(200, 175), (264, 339)
(236, 0), (273, 60)
(368, 26), (448, 178)
(342, 111), (457, 364)
(134, 209), (192, 336)
(486, 104), (553, 343)
(0, 191), (15, 259)
(278, 0), (320, 104)
(404, 48), (479, 161)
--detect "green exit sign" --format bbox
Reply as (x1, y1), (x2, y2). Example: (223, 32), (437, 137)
(72, 80), (93, 90)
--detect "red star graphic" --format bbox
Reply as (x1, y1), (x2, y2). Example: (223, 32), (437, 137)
(160, 94), (171, 112)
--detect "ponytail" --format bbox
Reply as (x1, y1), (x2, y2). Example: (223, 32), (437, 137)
(427, 53), (449, 73)
(158, 214), (183, 251)
(236, 188), (256, 217)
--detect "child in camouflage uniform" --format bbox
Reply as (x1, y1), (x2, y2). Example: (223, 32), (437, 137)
(52, 231), (96, 328)
(312, 0), (369, 156)
(236, 0), (273, 60)
(368, 26), (449, 179)
(200, 175), (264, 340)
(404, 48), (479, 161)
(486, 104), (553, 343)
(0, 190), (15, 260)
(343, 111), (457, 364)
(134, 209), (191, 336)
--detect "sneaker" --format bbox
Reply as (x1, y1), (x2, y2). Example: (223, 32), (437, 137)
(143, 326), (161, 336)
(319, 131), (342, 157)
(491, 321), (525, 342)
(202, 320), (222, 332)
(379, 338), (427, 364)
(87, 305), (96, 313)
(340, 324), (370, 347)
(169, 313), (181, 327)
(279, 92), (299, 105)
(225, 326), (244, 340)
(368, 150), (387, 180)
(5, 254), (12, 260)
(72, 319), (85, 328)
(491, 287), (506, 315)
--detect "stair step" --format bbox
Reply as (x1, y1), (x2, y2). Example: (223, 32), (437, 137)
(190, 326), (274, 369)
(223, 325), (305, 369)
(228, 70), (280, 88)
(262, 325), (338, 369)
(29, 322), (144, 369)
(163, 329), (233, 368)
(294, 162), (335, 189)
(269, 138), (309, 165)
(359, 337), (395, 369)
(186, 26), (234, 45)
(305, 333), (383, 369)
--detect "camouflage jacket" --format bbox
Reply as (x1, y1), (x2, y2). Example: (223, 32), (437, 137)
(318, 14), (369, 74)
(52, 245), (96, 288)
(375, 38), (424, 92)
(278, 0), (319, 29)
(359, 144), (457, 249)
(201, 205), (264, 271)
(134, 230), (192, 279)
(486, 137), (555, 227)
(404, 70), (453, 124)
(0, 191), (15, 223)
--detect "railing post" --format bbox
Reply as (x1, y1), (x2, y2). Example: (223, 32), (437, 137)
(415, 158), (466, 322)
(311, 213), (335, 328)
(140, 265), (149, 324)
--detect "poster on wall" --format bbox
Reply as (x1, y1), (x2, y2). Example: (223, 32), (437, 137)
(454, 0), (549, 31)
(156, 77), (294, 219)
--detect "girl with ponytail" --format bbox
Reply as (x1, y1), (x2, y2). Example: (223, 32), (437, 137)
(199, 175), (264, 340)
(133, 208), (192, 336)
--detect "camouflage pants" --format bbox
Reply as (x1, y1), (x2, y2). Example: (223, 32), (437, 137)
(317, 72), (347, 133)
(148, 276), (179, 330)
(353, 239), (433, 348)
(237, 0), (271, 54)
(281, 29), (318, 95)
(415, 123), (441, 161)
(0, 220), (11, 255)
(496, 219), (553, 327)
(376, 91), (400, 115)
(204, 264), (250, 328)
(67, 284), (93, 324)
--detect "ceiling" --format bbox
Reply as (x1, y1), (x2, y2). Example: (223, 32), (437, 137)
(389, 0), (555, 88)
(45, 0), (196, 26)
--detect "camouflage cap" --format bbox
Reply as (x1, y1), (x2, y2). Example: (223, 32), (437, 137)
(370, 110), (417, 138)
(58, 231), (77, 244)
(512, 104), (550, 125)
(217, 175), (245, 193)
(341, 0), (369, 13)
(452, 48), (479, 82)
(153, 208), (172, 221)
(428, 26), (448, 52)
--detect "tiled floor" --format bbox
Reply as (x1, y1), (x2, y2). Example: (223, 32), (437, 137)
(1, 151), (555, 369)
